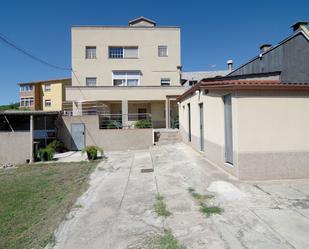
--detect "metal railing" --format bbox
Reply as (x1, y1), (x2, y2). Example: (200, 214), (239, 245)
(99, 113), (152, 129)
(62, 101), (110, 116)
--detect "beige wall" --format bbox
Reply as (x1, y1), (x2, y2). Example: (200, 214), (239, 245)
(58, 116), (154, 151)
(66, 86), (185, 101)
(0, 132), (31, 164)
(179, 89), (309, 180)
(151, 102), (165, 127)
(72, 26), (181, 87)
(236, 91), (309, 180)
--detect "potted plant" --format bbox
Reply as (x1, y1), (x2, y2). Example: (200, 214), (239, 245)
(82, 146), (103, 160)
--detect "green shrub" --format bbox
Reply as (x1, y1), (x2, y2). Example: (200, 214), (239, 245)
(135, 119), (152, 128)
(36, 147), (55, 161)
(82, 146), (103, 160)
(106, 120), (122, 129)
(47, 140), (64, 152)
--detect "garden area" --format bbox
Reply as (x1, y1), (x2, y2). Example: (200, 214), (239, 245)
(0, 161), (99, 249)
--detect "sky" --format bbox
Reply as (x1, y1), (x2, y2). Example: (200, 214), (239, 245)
(1, 0), (309, 104)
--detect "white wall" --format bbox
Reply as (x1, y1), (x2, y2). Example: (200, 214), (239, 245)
(179, 90), (239, 177)
(179, 89), (309, 180)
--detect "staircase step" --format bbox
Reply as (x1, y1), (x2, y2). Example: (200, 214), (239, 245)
(155, 130), (181, 145)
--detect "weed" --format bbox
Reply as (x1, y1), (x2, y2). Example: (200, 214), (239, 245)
(188, 187), (223, 218)
(128, 230), (186, 249)
(187, 187), (195, 193)
(156, 194), (164, 201)
(154, 194), (171, 217)
(191, 192), (214, 201)
(200, 204), (223, 217)
(160, 231), (187, 249)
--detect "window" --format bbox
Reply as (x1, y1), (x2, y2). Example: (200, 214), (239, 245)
(86, 77), (97, 86)
(161, 78), (171, 86)
(109, 47), (138, 59)
(85, 46), (96, 59)
(112, 71), (140, 86)
(45, 99), (51, 107)
(44, 84), (51, 92)
(20, 97), (34, 107)
(20, 85), (33, 92)
(158, 46), (168, 57)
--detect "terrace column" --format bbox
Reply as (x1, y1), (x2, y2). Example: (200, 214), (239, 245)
(165, 98), (170, 129)
(122, 100), (128, 129)
(29, 115), (33, 163)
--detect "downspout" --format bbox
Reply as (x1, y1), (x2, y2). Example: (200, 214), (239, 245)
(30, 115), (34, 163)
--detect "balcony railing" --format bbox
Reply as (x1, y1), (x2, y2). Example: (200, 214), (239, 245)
(99, 113), (152, 129)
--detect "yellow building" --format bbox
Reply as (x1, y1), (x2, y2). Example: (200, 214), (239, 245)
(18, 78), (71, 111)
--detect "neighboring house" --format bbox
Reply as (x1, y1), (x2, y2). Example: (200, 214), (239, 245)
(65, 16), (184, 129)
(18, 78), (71, 111)
(181, 70), (229, 87)
(177, 22), (309, 180)
(181, 61), (232, 87)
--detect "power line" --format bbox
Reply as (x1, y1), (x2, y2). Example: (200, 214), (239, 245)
(0, 32), (101, 147)
(0, 32), (71, 71)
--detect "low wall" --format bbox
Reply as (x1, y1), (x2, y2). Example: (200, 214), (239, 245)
(0, 132), (30, 164)
(57, 116), (154, 151)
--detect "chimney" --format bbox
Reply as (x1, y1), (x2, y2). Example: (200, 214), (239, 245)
(227, 60), (233, 71)
(291, 21), (308, 32)
(260, 44), (272, 53)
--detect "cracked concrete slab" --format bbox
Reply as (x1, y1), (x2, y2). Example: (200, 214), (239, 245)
(51, 143), (309, 249)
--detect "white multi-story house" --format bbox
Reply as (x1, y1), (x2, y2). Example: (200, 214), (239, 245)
(65, 16), (185, 128)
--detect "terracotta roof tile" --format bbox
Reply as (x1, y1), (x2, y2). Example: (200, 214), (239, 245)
(176, 78), (309, 102)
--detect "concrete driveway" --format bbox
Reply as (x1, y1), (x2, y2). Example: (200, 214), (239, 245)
(52, 143), (309, 249)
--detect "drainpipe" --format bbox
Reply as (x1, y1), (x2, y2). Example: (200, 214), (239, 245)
(30, 115), (33, 163)
(165, 98), (170, 129)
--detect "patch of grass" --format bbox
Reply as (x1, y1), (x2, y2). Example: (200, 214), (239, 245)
(188, 187), (214, 201)
(191, 192), (214, 201)
(0, 161), (98, 249)
(200, 204), (223, 217)
(159, 231), (187, 249)
(128, 231), (186, 249)
(188, 187), (223, 218)
(153, 194), (172, 217)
